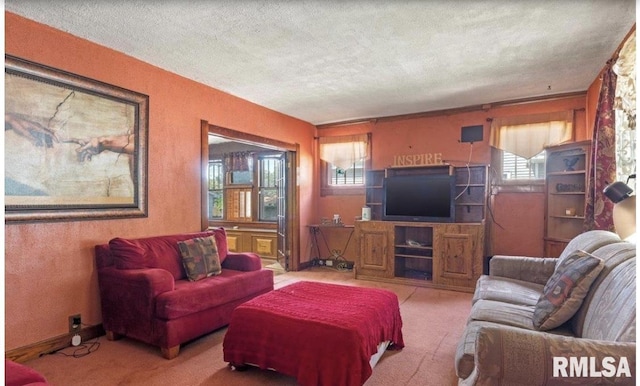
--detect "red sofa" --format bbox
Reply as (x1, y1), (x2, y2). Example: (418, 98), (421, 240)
(5, 360), (49, 386)
(95, 228), (274, 359)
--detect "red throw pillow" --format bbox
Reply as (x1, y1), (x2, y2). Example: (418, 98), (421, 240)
(109, 237), (147, 269)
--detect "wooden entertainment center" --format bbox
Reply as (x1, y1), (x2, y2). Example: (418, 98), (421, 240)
(355, 164), (488, 292)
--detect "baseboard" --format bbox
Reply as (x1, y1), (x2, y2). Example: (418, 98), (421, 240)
(298, 260), (314, 270)
(6, 324), (105, 363)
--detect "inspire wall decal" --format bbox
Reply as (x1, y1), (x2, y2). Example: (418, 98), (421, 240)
(392, 153), (444, 167)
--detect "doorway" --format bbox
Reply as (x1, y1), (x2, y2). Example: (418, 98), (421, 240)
(200, 120), (299, 271)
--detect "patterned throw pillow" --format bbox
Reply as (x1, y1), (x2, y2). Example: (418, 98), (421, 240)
(533, 250), (604, 330)
(177, 236), (222, 281)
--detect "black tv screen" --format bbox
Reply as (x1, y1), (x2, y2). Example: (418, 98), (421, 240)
(382, 173), (455, 222)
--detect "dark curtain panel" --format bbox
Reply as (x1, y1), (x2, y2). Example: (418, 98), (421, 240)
(584, 63), (617, 231)
(224, 152), (251, 172)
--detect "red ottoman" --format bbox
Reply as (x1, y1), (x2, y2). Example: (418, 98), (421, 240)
(223, 281), (404, 386)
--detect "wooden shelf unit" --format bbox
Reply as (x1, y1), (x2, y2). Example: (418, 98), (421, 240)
(364, 170), (385, 220)
(355, 221), (485, 292)
(394, 225), (435, 281)
(364, 164), (488, 223)
(544, 140), (591, 257)
(454, 165), (489, 223)
(358, 164), (489, 291)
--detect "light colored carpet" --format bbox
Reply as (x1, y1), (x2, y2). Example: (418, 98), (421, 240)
(21, 268), (472, 385)
(264, 261), (286, 275)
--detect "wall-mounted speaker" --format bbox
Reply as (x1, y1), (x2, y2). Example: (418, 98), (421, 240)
(460, 125), (483, 143)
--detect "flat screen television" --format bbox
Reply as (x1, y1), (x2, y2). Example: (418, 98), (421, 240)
(382, 173), (455, 222)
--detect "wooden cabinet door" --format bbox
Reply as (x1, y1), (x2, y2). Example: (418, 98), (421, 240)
(434, 224), (483, 288)
(225, 231), (243, 252)
(252, 234), (277, 258)
(355, 221), (393, 278)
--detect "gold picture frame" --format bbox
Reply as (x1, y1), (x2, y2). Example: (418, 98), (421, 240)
(5, 55), (149, 222)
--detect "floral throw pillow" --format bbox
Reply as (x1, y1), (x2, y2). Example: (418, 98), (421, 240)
(177, 236), (222, 281)
(533, 250), (604, 330)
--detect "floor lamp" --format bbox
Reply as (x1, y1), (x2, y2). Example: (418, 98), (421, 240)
(603, 181), (637, 242)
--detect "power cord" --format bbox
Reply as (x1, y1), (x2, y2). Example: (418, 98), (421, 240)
(53, 323), (101, 358)
(55, 336), (101, 358)
(334, 255), (353, 271)
(487, 164), (504, 230)
(455, 143), (473, 200)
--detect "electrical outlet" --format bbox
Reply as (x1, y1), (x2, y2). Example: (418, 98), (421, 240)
(68, 314), (81, 333)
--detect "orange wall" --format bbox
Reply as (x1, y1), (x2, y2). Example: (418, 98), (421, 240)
(4, 12), (317, 351)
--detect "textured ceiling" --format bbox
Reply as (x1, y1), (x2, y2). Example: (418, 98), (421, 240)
(5, 1), (636, 125)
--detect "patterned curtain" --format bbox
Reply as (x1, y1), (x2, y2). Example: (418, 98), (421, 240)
(584, 63), (617, 231)
(224, 152), (251, 172)
(613, 30), (636, 188)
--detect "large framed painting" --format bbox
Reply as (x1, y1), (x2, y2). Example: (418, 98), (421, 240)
(5, 55), (149, 223)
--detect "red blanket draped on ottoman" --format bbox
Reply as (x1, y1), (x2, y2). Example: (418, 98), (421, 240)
(223, 281), (404, 386)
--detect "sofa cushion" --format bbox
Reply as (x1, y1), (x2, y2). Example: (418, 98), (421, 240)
(556, 230), (621, 266)
(109, 237), (147, 269)
(579, 257), (636, 342)
(533, 250), (604, 331)
(211, 227), (229, 264)
(570, 242), (636, 337)
(468, 299), (536, 330)
(472, 276), (544, 306)
(178, 236), (222, 281)
(155, 269), (274, 320)
(108, 229), (229, 280)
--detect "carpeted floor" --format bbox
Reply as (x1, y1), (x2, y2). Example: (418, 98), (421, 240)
(21, 267), (472, 386)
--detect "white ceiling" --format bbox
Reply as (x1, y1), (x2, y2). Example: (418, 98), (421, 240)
(5, 1), (636, 125)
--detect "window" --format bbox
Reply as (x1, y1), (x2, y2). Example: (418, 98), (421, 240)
(319, 133), (370, 195)
(490, 111), (573, 186)
(259, 154), (279, 221)
(207, 160), (224, 219)
(612, 31), (636, 190)
(328, 159), (365, 186)
(226, 152), (253, 185)
(226, 188), (252, 221)
(501, 150), (546, 181)
(208, 151), (282, 223)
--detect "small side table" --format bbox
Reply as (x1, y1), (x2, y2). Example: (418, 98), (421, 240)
(307, 224), (355, 269)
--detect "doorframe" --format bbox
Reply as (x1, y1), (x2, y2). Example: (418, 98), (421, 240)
(200, 120), (300, 271)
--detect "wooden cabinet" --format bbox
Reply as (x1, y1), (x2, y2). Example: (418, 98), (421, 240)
(225, 228), (277, 261)
(544, 141), (591, 257)
(434, 224), (484, 289)
(355, 221), (484, 292)
(355, 221), (393, 278)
